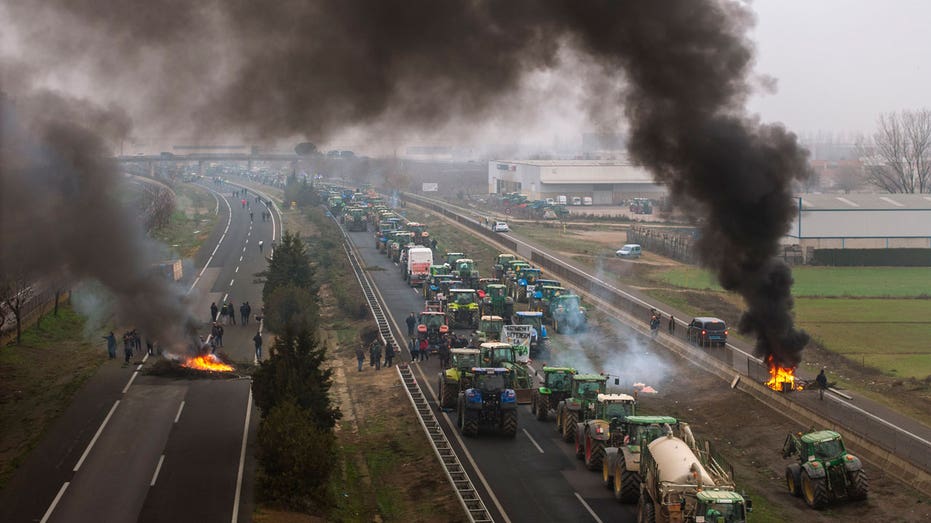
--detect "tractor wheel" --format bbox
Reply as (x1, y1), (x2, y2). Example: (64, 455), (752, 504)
(440, 379), (457, 409)
(586, 440), (605, 471)
(501, 410), (518, 438)
(785, 464), (802, 497)
(801, 469), (829, 509)
(847, 469), (869, 500)
(462, 411), (479, 437)
(602, 458), (613, 488)
(536, 396), (548, 421)
(638, 492), (655, 523)
(614, 454), (640, 503)
(562, 410), (578, 443)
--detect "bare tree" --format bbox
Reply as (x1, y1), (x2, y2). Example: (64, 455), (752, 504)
(833, 163), (865, 194)
(0, 271), (34, 344)
(859, 109), (931, 193)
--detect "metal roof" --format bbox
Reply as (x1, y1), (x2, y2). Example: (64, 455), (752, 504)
(798, 193), (931, 211)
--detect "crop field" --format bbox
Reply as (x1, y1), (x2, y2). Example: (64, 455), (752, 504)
(656, 266), (931, 297)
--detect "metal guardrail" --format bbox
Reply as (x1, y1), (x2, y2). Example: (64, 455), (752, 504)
(329, 213), (493, 523)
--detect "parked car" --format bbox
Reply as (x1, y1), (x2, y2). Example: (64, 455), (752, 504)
(571, 196), (582, 206)
(582, 196), (593, 206)
(492, 221), (510, 233)
(615, 244), (642, 258)
(686, 317), (728, 347)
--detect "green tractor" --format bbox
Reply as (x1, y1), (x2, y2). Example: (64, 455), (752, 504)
(389, 231), (415, 262)
(345, 207), (368, 232)
(437, 348), (481, 409)
(479, 342), (532, 403)
(446, 289), (480, 328)
(480, 283), (514, 319)
(782, 430), (868, 509)
(471, 315), (505, 346)
(574, 393), (638, 471)
(538, 285), (566, 317)
(406, 222), (430, 246)
(444, 252), (466, 267)
(549, 294), (588, 334)
(603, 415), (682, 503)
(529, 279), (561, 311)
(555, 374), (607, 443)
(456, 367), (518, 438)
(452, 258), (480, 288)
(530, 367), (576, 421)
(494, 253), (517, 281)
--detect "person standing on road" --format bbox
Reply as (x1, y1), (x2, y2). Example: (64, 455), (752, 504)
(123, 332), (133, 363)
(240, 303), (248, 325)
(369, 340), (377, 367)
(405, 312), (416, 337)
(253, 332), (263, 361)
(244, 302), (252, 325)
(355, 343), (365, 371)
(220, 302), (229, 324)
(228, 300), (237, 325)
(210, 302), (219, 322)
(816, 368), (828, 400)
(668, 315), (676, 334)
(249, 211), (254, 222)
(384, 341), (395, 367)
(409, 337), (419, 364)
(104, 331), (117, 359)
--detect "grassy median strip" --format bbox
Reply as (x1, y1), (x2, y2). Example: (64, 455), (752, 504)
(0, 304), (102, 489)
(151, 183), (218, 260)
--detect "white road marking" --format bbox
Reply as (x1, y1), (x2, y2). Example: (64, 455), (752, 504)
(122, 371), (139, 394)
(574, 492), (603, 523)
(136, 363), (143, 371)
(229, 279), (235, 287)
(73, 400), (120, 472)
(231, 389), (253, 523)
(827, 393), (931, 447)
(40, 482), (69, 523)
(174, 401), (185, 423)
(522, 429), (544, 454)
(190, 186), (233, 293)
(234, 266), (239, 273)
(150, 455), (166, 486)
(223, 293), (229, 302)
(239, 256), (243, 262)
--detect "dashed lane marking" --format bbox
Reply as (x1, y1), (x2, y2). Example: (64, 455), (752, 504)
(174, 401), (185, 423)
(522, 429), (544, 454)
(574, 492), (603, 523)
(73, 401), (120, 472)
(150, 455), (165, 487)
(40, 482), (69, 523)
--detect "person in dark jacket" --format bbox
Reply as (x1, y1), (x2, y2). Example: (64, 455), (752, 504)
(384, 341), (395, 367)
(405, 312), (416, 337)
(355, 344), (366, 371)
(228, 300), (237, 325)
(240, 303), (248, 325)
(816, 368), (828, 399)
(210, 302), (219, 322)
(104, 332), (117, 359)
(253, 332), (263, 360)
(372, 342), (382, 370)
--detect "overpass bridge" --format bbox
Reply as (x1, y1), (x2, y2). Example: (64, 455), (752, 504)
(116, 152), (303, 177)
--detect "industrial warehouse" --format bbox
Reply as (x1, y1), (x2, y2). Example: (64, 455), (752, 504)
(487, 159), (665, 204)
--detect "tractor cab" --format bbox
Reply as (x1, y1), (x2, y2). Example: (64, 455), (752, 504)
(473, 315), (505, 345)
(479, 342), (516, 366)
(444, 252), (466, 267)
(695, 490), (748, 523)
(494, 253), (517, 280)
(593, 393), (637, 423)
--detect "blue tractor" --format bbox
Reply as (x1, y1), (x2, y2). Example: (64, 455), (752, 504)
(457, 367), (519, 438)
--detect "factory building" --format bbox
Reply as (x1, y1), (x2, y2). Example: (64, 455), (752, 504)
(487, 160), (664, 204)
(789, 193), (931, 249)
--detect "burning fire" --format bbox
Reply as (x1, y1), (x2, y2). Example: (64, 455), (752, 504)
(182, 354), (234, 372)
(765, 355), (803, 392)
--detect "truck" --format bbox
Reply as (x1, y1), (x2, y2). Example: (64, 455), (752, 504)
(782, 429), (868, 509)
(456, 367), (518, 437)
(639, 434), (751, 523)
(405, 247), (433, 286)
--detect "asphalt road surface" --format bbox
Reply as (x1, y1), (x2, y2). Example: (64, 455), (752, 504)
(0, 181), (279, 523)
(344, 226), (638, 523)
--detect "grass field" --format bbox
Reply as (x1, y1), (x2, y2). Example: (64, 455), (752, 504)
(151, 184), (218, 259)
(655, 266), (931, 297)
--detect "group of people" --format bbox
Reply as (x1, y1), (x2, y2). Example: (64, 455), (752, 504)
(355, 339), (397, 371)
(210, 301), (253, 326)
(103, 329), (156, 363)
(648, 308), (676, 337)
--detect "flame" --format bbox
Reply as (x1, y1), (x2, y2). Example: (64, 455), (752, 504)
(765, 355), (803, 392)
(183, 354), (234, 372)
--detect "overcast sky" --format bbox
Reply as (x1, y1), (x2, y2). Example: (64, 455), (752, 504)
(748, 0), (931, 138)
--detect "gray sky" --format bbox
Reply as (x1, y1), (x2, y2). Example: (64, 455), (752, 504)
(748, 0), (931, 137)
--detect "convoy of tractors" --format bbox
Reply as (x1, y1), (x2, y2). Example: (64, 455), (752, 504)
(325, 186), (870, 521)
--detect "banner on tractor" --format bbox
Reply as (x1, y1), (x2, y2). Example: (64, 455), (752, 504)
(502, 325), (533, 363)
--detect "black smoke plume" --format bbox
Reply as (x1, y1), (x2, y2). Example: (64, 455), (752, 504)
(3, 0), (810, 365)
(0, 84), (196, 346)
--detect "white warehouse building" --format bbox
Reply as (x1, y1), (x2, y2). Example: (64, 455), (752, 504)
(788, 193), (931, 249)
(487, 160), (665, 204)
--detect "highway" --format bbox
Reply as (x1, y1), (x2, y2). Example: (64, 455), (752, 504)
(342, 225), (639, 523)
(0, 181), (280, 523)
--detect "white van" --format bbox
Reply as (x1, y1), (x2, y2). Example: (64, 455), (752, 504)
(582, 196), (593, 206)
(615, 244), (642, 258)
(406, 247), (434, 286)
(545, 197), (555, 205)
(557, 195), (568, 205)
(571, 196), (582, 206)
